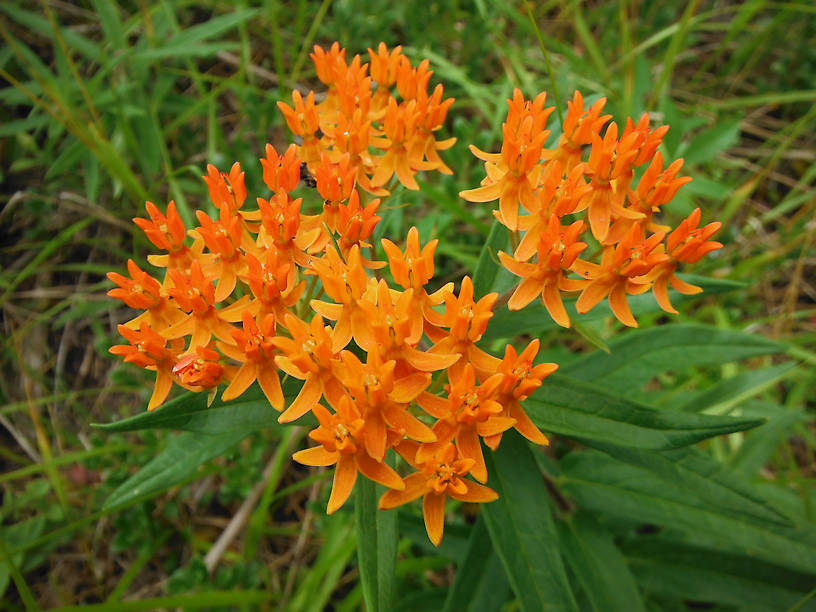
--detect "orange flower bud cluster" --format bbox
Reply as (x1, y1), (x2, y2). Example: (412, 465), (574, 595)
(462, 90), (723, 328)
(108, 44), (559, 547)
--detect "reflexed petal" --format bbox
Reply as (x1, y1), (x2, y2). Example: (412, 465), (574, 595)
(576, 280), (612, 314)
(221, 363), (256, 401)
(459, 182), (501, 203)
(379, 473), (427, 509)
(609, 284), (637, 327)
(148, 370), (174, 411)
(293, 445), (338, 467)
(356, 452), (404, 490)
(423, 493), (446, 546)
(510, 406), (549, 445)
(508, 277), (544, 311)
(389, 373), (431, 402)
(542, 282), (570, 328)
(653, 275), (678, 314)
(456, 428), (487, 483)
(257, 367), (284, 410)
(327, 456), (358, 514)
(450, 480), (498, 504)
(278, 376), (322, 422)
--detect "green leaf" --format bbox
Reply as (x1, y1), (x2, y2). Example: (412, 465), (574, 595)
(672, 363), (797, 413)
(471, 219), (510, 299)
(561, 324), (783, 392)
(484, 276), (745, 340)
(441, 515), (511, 612)
(730, 402), (809, 477)
(561, 450), (816, 574)
(624, 537), (816, 611)
(356, 468), (398, 612)
(103, 429), (249, 511)
(558, 513), (646, 612)
(94, 379), (300, 434)
(683, 117), (742, 166)
(525, 373), (764, 450)
(482, 431), (578, 612)
(47, 590), (270, 611)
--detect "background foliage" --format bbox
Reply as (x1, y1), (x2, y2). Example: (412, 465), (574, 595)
(1, 1), (814, 610)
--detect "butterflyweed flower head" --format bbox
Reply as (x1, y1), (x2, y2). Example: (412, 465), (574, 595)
(109, 44), (722, 546)
(462, 88), (722, 329)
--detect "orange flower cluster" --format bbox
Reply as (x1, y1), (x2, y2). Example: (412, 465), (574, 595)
(462, 90), (723, 328)
(108, 44), (557, 547)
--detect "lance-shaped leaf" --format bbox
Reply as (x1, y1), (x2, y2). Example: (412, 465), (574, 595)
(560, 450), (816, 574)
(482, 431), (578, 612)
(561, 324), (784, 392)
(524, 373), (764, 450)
(95, 379), (301, 434)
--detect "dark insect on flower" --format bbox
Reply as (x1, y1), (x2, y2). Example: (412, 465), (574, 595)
(300, 162), (317, 188)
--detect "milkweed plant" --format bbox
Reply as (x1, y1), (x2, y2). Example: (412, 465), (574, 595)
(104, 43), (794, 610)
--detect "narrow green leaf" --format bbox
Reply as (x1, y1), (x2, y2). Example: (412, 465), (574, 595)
(672, 363), (796, 413)
(442, 515), (511, 612)
(558, 513), (646, 612)
(482, 431), (578, 612)
(562, 324), (783, 392)
(94, 379), (300, 434)
(356, 469), (398, 612)
(103, 429), (249, 511)
(561, 450), (816, 574)
(484, 276), (744, 340)
(683, 117), (742, 165)
(730, 403), (809, 477)
(526, 373), (764, 450)
(624, 538), (816, 611)
(472, 219), (510, 299)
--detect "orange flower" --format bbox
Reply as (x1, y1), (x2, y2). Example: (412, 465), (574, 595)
(217, 311), (284, 409)
(242, 249), (305, 321)
(428, 276), (499, 379)
(461, 89), (554, 230)
(357, 280), (459, 375)
(134, 201), (200, 270)
(107, 260), (182, 330)
(485, 339), (556, 449)
(272, 314), (345, 423)
(651, 208), (722, 313)
(499, 218), (588, 328)
(293, 396), (404, 514)
(379, 442), (497, 546)
(203, 162), (247, 215)
(172, 344), (225, 390)
(335, 347), (434, 461)
(544, 91), (611, 173)
(309, 245), (377, 350)
(109, 323), (178, 410)
(416, 364), (514, 483)
(573, 227), (669, 327)
(163, 261), (251, 349)
(381, 226), (453, 336)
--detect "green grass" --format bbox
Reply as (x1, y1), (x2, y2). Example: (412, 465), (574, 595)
(0, 1), (814, 609)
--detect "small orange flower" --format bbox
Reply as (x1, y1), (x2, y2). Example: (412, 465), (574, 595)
(499, 218), (588, 328)
(217, 312), (283, 409)
(109, 323), (178, 410)
(416, 364), (514, 483)
(172, 345), (225, 390)
(293, 396), (404, 514)
(379, 442), (497, 546)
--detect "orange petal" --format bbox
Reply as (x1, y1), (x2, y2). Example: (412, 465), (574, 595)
(508, 277), (544, 311)
(609, 284), (638, 327)
(423, 493), (446, 546)
(379, 473), (428, 509)
(356, 452), (405, 490)
(456, 428), (487, 483)
(450, 480), (498, 504)
(278, 376), (322, 423)
(327, 456), (358, 514)
(221, 362), (257, 402)
(459, 182), (501, 203)
(257, 366), (284, 410)
(148, 370), (174, 411)
(510, 405), (549, 445)
(293, 445), (338, 467)
(542, 282), (570, 328)
(404, 346), (459, 372)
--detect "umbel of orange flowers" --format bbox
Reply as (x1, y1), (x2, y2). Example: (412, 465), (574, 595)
(108, 43), (721, 546)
